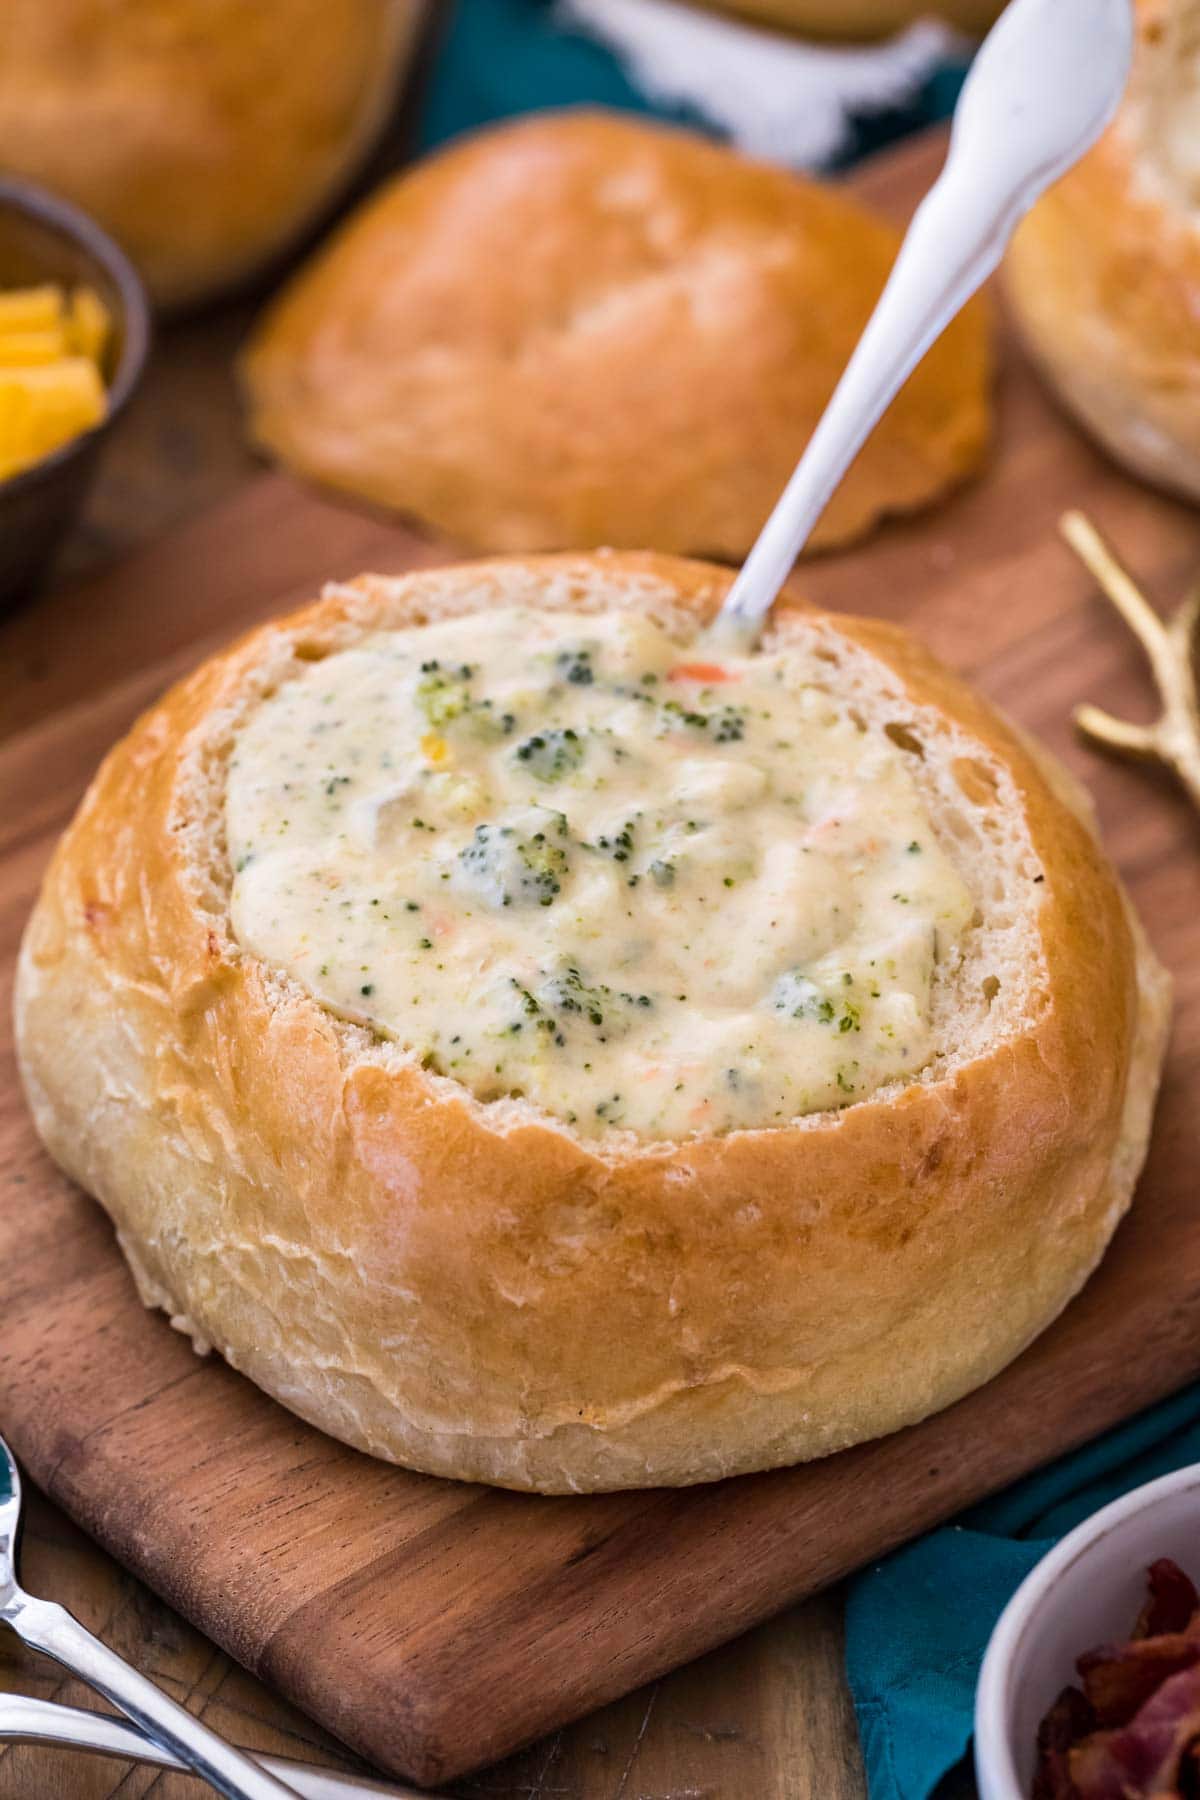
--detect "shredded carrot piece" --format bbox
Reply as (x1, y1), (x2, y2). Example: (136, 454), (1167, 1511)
(667, 661), (738, 683)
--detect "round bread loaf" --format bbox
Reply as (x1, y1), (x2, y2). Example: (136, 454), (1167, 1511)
(694, 0), (1003, 36)
(241, 111), (991, 560)
(1005, 0), (1200, 501)
(0, 0), (423, 311)
(15, 554), (1170, 1493)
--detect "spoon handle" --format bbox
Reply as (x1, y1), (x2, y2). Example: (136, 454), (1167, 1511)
(713, 157), (995, 643)
(0, 1694), (420, 1798)
(713, 0), (1134, 646)
(3, 1590), (304, 1799)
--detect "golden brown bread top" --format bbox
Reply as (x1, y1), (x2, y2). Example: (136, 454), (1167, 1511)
(241, 111), (992, 560)
(1004, 0), (1200, 498)
(692, 0), (1004, 36)
(0, 0), (422, 310)
(34, 550), (1140, 1172)
(25, 560), (1135, 1260)
(15, 552), (1168, 1488)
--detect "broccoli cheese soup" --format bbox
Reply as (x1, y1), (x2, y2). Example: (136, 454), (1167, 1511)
(226, 607), (976, 1138)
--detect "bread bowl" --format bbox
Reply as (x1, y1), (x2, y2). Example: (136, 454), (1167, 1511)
(15, 553), (1170, 1493)
(694, 0), (1004, 37)
(241, 111), (992, 560)
(1005, 0), (1200, 502)
(0, 0), (424, 311)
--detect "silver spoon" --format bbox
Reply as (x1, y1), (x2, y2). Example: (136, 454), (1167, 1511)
(0, 1693), (420, 1798)
(712, 0), (1134, 648)
(0, 1693), (425, 1798)
(0, 1434), (303, 1798)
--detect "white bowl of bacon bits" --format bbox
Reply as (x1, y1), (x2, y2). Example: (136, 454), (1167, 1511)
(976, 1465), (1200, 1800)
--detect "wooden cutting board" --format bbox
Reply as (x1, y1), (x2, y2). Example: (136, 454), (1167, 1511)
(2, 131), (1200, 1791)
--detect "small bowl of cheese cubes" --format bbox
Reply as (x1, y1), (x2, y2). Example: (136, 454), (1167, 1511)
(0, 175), (149, 610)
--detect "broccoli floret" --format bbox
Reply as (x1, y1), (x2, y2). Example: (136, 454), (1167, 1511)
(532, 964), (654, 1035)
(455, 811), (571, 909)
(416, 661), (515, 738)
(658, 698), (747, 741)
(513, 727), (586, 783)
(554, 647), (595, 686)
(770, 971), (861, 1032)
(416, 661), (473, 729)
(591, 818), (637, 863)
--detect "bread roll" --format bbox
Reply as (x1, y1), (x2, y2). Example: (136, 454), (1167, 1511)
(241, 112), (991, 560)
(15, 554), (1169, 1493)
(0, 0), (424, 311)
(694, 0), (1003, 37)
(1005, 0), (1200, 501)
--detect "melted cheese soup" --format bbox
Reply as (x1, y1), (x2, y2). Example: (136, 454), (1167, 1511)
(227, 607), (976, 1139)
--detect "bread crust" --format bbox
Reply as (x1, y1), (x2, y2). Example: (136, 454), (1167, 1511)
(15, 553), (1170, 1492)
(240, 111), (991, 561)
(690, 0), (1003, 38)
(0, 0), (423, 311)
(1005, 0), (1200, 500)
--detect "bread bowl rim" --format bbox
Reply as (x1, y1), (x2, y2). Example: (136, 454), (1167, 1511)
(14, 550), (1171, 1492)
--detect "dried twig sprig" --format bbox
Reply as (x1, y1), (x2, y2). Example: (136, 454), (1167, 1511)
(1062, 509), (1200, 814)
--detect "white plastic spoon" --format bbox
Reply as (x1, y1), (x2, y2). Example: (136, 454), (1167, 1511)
(712, 0), (1134, 647)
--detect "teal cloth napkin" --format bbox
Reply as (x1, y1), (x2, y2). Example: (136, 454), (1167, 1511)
(845, 1385), (1200, 1800)
(418, 0), (686, 154)
(418, 0), (969, 167)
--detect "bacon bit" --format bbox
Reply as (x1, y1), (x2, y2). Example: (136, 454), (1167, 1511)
(1034, 1688), (1095, 1800)
(667, 662), (738, 683)
(82, 899), (108, 928)
(1080, 1632), (1200, 1729)
(1034, 1561), (1200, 1800)
(428, 914), (455, 939)
(206, 930), (221, 958)
(1071, 1666), (1200, 1798)
(1138, 1561), (1200, 1640)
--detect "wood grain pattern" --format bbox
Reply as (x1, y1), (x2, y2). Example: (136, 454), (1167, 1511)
(1, 131), (1199, 1790)
(0, 1483), (867, 1799)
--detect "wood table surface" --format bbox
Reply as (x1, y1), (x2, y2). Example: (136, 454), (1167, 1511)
(0, 223), (929, 1800)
